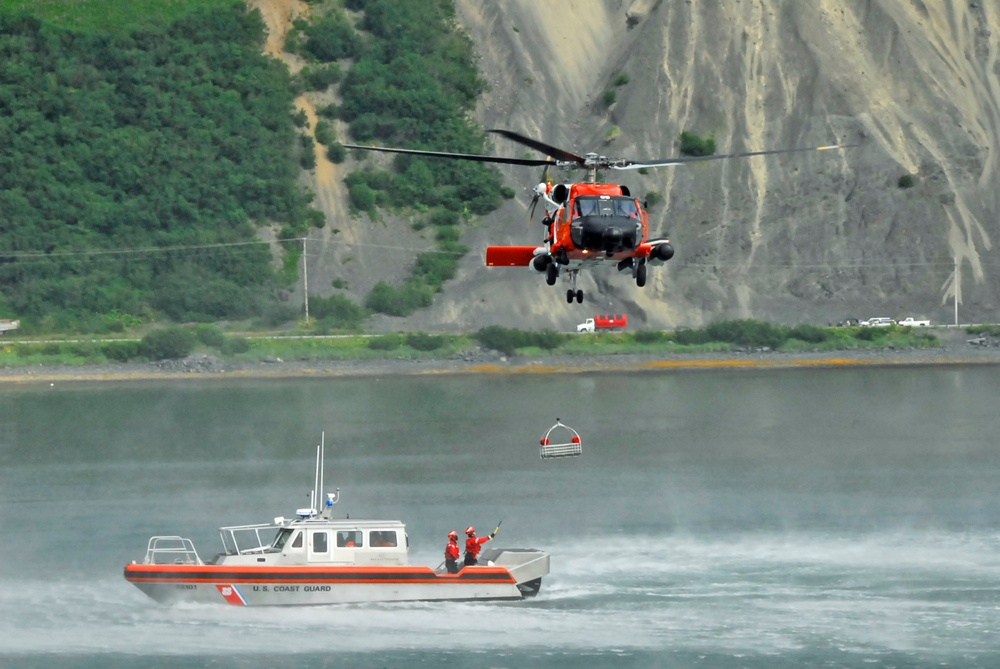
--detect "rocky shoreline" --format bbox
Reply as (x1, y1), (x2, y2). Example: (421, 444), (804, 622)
(1, 329), (999, 384)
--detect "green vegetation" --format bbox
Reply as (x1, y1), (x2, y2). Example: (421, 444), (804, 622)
(966, 324), (1000, 336)
(336, 0), (503, 215)
(192, 323), (225, 348)
(331, 0), (508, 317)
(300, 63), (343, 92)
(140, 326), (196, 360)
(327, 142), (348, 164)
(602, 90), (617, 108)
(0, 0), (521, 332)
(405, 332), (448, 351)
(0, 319), (942, 368)
(679, 131), (716, 157)
(367, 333), (403, 350)
(665, 319), (938, 352)
(897, 174), (916, 189)
(308, 294), (369, 332)
(314, 120), (337, 147)
(474, 326), (568, 356)
(0, 0), (239, 33)
(297, 10), (361, 62)
(0, 5), (315, 332)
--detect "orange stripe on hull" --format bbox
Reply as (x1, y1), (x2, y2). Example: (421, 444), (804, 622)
(123, 563), (515, 585)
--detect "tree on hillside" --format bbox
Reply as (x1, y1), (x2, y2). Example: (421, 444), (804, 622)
(333, 0), (510, 315)
(0, 7), (316, 331)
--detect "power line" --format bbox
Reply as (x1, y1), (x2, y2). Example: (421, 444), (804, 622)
(0, 236), (464, 261)
(0, 239), (283, 259)
(0, 238), (979, 271)
(670, 260), (964, 271)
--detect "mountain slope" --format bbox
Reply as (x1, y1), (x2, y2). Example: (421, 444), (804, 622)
(295, 0), (1000, 330)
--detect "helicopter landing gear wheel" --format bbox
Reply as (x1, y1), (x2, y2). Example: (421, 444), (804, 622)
(565, 270), (583, 303)
(546, 262), (558, 286)
(635, 260), (647, 287)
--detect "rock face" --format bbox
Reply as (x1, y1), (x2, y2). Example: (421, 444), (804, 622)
(303, 1), (1000, 331)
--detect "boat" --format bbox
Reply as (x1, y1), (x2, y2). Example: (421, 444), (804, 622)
(123, 436), (549, 606)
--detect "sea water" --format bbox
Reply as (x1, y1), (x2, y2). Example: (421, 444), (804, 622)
(1, 366), (998, 668)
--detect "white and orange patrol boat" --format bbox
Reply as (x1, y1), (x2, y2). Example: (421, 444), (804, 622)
(124, 436), (549, 606)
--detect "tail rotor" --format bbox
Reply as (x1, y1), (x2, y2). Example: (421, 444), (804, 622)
(528, 163), (550, 221)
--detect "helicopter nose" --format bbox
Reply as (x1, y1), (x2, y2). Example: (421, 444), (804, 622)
(603, 227), (623, 252)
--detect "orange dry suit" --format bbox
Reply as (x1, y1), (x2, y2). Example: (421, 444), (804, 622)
(444, 538), (460, 574)
(464, 533), (491, 566)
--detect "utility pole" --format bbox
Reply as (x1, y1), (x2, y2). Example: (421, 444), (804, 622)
(303, 237), (310, 324)
(954, 254), (959, 326)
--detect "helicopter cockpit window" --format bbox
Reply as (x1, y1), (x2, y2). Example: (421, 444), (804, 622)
(575, 198), (600, 218)
(576, 197), (638, 218)
(615, 198), (640, 218)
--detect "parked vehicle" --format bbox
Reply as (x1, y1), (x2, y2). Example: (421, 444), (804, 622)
(576, 314), (628, 333)
(0, 319), (19, 334)
(897, 317), (930, 327)
(860, 317), (895, 327)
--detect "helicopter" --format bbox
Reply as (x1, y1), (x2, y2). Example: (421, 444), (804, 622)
(342, 129), (852, 304)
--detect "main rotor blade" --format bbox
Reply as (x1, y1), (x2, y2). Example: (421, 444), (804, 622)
(341, 143), (557, 167)
(614, 143), (857, 170)
(488, 129), (588, 164)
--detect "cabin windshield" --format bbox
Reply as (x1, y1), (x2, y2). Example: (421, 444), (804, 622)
(271, 528), (294, 550)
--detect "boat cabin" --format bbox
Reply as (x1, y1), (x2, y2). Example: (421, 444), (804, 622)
(214, 517), (409, 567)
(143, 518), (409, 568)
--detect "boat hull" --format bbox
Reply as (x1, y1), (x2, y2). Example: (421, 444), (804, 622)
(124, 563), (535, 605)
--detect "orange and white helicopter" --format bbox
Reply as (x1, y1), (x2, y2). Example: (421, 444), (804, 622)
(343, 129), (851, 304)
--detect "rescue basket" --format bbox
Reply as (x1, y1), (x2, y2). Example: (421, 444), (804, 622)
(539, 419), (582, 459)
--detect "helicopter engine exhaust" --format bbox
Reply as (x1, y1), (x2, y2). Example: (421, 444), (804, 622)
(651, 242), (674, 262)
(551, 184), (569, 205)
(531, 254), (551, 272)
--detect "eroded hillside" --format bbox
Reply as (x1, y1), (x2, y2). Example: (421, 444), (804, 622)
(270, 0), (1000, 330)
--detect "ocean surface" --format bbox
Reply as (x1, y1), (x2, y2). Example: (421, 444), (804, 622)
(1, 365), (999, 668)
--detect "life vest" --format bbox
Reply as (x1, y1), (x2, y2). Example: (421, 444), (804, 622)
(465, 535), (489, 558)
(445, 540), (459, 561)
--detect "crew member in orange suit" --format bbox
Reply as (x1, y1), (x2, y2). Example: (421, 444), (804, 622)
(463, 526), (494, 566)
(444, 531), (460, 573)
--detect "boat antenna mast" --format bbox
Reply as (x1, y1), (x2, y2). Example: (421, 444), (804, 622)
(316, 432), (340, 519)
(312, 433), (323, 515)
(300, 432), (334, 518)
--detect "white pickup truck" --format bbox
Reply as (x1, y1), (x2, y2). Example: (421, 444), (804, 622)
(897, 317), (930, 327)
(860, 317), (895, 327)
